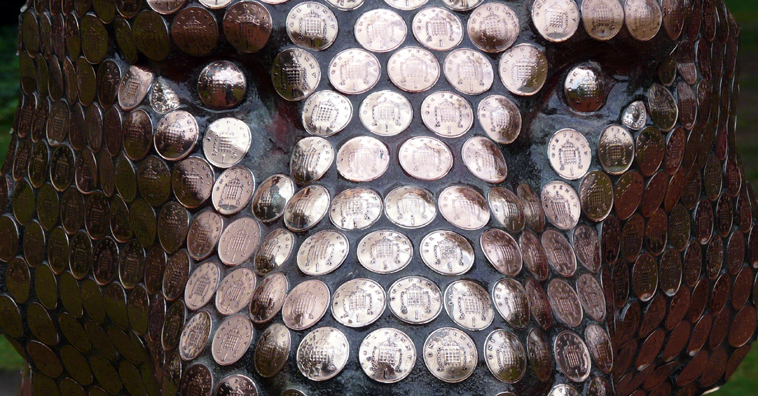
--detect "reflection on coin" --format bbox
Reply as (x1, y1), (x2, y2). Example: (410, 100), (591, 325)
(442, 0), (483, 11)
(384, 186), (436, 229)
(584, 324), (613, 374)
(254, 228), (295, 276)
(212, 314), (254, 366)
(621, 100), (648, 130)
(499, 44), (548, 96)
(286, 2), (338, 51)
(541, 181), (581, 230)
(420, 230), (474, 276)
(548, 128), (591, 180)
(647, 84), (678, 131)
(283, 185), (330, 232)
(290, 137), (334, 184)
(520, 230), (549, 281)
(329, 188), (383, 230)
(297, 327), (349, 381)
(532, 0), (579, 42)
(564, 64), (606, 112)
(223, 1), (272, 53)
(187, 210), (223, 261)
(477, 95), (522, 144)
(172, 157), (214, 209)
(250, 272), (288, 324)
(443, 49), (494, 95)
(282, 280), (330, 331)
(542, 229), (578, 277)
(212, 166), (255, 216)
(150, 77), (182, 114)
(547, 278), (583, 327)
(492, 278), (530, 329)
(444, 280), (494, 331)
(199, 0), (233, 8)
(203, 118), (251, 169)
(439, 185), (490, 230)
(597, 125), (634, 175)
(398, 136), (454, 181)
(326, 0), (364, 10)
(625, 0), (662, 41)
(154, 110), (199, 161)
(488, 187), (525, 233)
(576, 273), (606, 322)
(216, 375), (258, 396)
(254, 323), (291, 378)
(359, 90), (413, 136)
(412, 7), (463, 51)
(462, 136), (507, 183)
(581, 0), (624, 40)
(329, 49), (381, 95)
(387, 276), (442, 324)
(423, 327), (477, 383)
(302, 91), (352, 137)
(271, 48), (320, 101)
(184, 261), (220, 311)
(198, 61), (246, 110)
(118, 65), (153, 111)
(387, 47), (440, 93)
(548, 384), (581, 396)
(297, 230), (349, 276)
(359, 328), (416, 383)
(218, 217), (261, 266)
(357, 229), (413, 274)
(252, 174), (296, 222)
(421, 91), (473, 138)
(336, 136), (390, 182)
(579, 171), (614, 222)
(481, 228), (523, 276)
(632, 253), (659, 301)
(467, 3), (519, 53)
(484, 329), (527, 383)
(553, 330), (591, 382)
(355, 9), (407, 53)
(215, 268), (256, 316)
(179, 311), (211, 361)
(332, 278), (386, 328)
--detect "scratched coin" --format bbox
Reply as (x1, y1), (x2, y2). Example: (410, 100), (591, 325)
(355, 9), (407, 53)
(282, 279), (330, 331)
(499, 44), (549, 96)
(532, 0), (580, 42)
(336, 136), (390, 182)
(184, 261), (220, 311)
(597, 125), (634, 175)
(484, 329), (527, 383)
(411, 7), (463, 52)
(443, 48), (494, 95)
(154, 110), (199, 161)
(387, 276), (443, 324)
(554, 330), (591, 382)
(547, 278), (583, 327)
(492, 278), (531, 329)
(579, 171), (614, 222)
(283, 185), (330, 232)
(211, 314), (254, 366)
(420, 230), (475, 276)
(576, 273), (606, 321)
(172, 157), (214, 209)
(423, 327), (478, 383)
(332, 278), (386, 328)
(359, 90), (413, 137)
(215, 267), (256, 316)
(444, 280), (494, 331)
(216, 375), (258, 396)
(329, 188), (383, 231)
(357, 229), (413, 274)
(254, 323), (291, 378)
(581, 0), (624, 40)
(329, 48), (381, 95)
(217, 217), (261, 266)
(254, 228), (295, 276)
(223, 1), (272, 53)
(302, 91), (352, 137)
(477, 95), (522, 144)
(548, 128), (591, 180)
(462, 136), (508, 183)
(271, 48), (320, 101)
(297, 230), (349, 276)
(286, 2), (338, 51)
(212, 166), (255, 216)
(488, 187), (526, 233)
(384, 186), (436, 229)
(398, 136), (454, 181)
(467, 3), (519, 53)
(252, 174), (296, 222)
(481, 228), (523, 276)
(203, 118), (252, 169)
(541, 181), (581, 230)
(621, 101), (648, 130)
(542, 228), (578, 277)
(421, 91), (474, 138)
(249, 272), (288, 324)
(387, 46), (440, 93)
(439, 185), (490, 230)
(118, 65), (153, 111)
(625, 0), (662, 41)
(359, 328), (416, 383)
(179, 311), (211, 361)
(296, 327), (349, 381)
(290, 137), (334, 184)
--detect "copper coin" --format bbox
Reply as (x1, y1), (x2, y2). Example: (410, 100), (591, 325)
(547, 278), (583, 328)
(520, 230), (549, 281)
(532, 0), (580, 42)
(184, 261), (220, 311)
(171, 7), (218, 57)
(541, 181), (580, 230)
(249, 272), (288, 324)
(197, 61), (246, 110)
(282, 279), (330, 331)
(554, 330), (591, 382)
(223, 1), (272, 54)
(576, 273), (606, 322)
(564, 64), (607, 112)
(467, 3), (519, 53)
(288, 2), (339, 51)
(178, 311), (211, 361)
(492, 278), (530, 329)
(296, 327), (349, 381)
(187, 210), (223, 261)
(525, 278), (553, 330)
(585, 324), (613, 374)
(297, 230), (348, 276)
(172, 156), (214, 209)
(614, 171), (643, 220)
(598, 125), (634, 175)
(218, 217), (261, 266)
(579, 171), (614, 222)
(210, 166), (254, 216)
(412, 7), (463, 51)
(444, 279), (494, 331)
(154, 110), (199, 161)
(422, 327), (477, 383)
(526, 328), (552, 381)
(212, 314), (254, 366)
(573, 224), (601, 272)
(254, 323), (291, 378)
(481, 228), (522, 276)
(542, 229), (577, 277)
(179, 364), (213, 396)
(331, 278), (386, 328)
(271, 48), (320, 101)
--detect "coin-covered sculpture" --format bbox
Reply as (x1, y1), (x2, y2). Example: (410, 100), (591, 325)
(0, 0), (753, 395)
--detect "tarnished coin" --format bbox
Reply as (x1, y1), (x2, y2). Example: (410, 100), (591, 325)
(290, 136), (334, 184)
(254, 228), (295, 276)
(172, 7), (218, 57)
(554, 330), (591, 382)
(282, 280), (330, 331)
(148, 0), (187, 14)
(647, 84), (678, 132)
(541, 181), (581, 230)
(442, 0), (483, 11)
(297, 327), (349, 381)
(332, 278), (386, 328)
(548, 128), (591, 180)
(212, 166), (255, 216)
(172, 157), (214, 209)
(443, 48), (494, 95)
(359, 90), (413, 137)
(271, 48), (320, 101)
(423, 327), (478, 383)
(184, 261), (220, 311)
(481, 228), (523, 276)
(329, 188), (383, 230)
(462, 136), (507, 183)
(357, 229), (413, 274)
(484, 329), (527, 383)
(467, 3), (519, 53)
(439, 185), (490, 230)
(283, 185), (330, 232)
(223, 1), (272, 53)
(579, 171), (614, 222)
(598, 125), (634, 175)
(359, 328), (416, 383)
(218, 217), (261, 266)
(254, 323), (291, 378)
(187, 210), (223, 261)
(384, 186), (436, 229)
(492, 278), (530, 329)
(286, 2), (338, 51)
(355, 9), (407, 53)
(581, 0), (624, 40)
(328, 48), (381, 95)
(249, 272), (288, 324)
(297, 230), (349, 276)
(420, 230), (474, 275)
(564, 64), (607, 112)
(387, 47), (439, 93)
(621, 100), (648, 130)
(252, 174), (296, 222)
(420, 91), (473, 138)
(302, 91), (352, 137)
(625, 0), (662, 41)
(387, 276), (442, 324)
(478, 95), (522, 144)
(212, 314), (254, 366)
(398, 136), (454, 181)
(547, 278), (583, 327)
(179, 311), (211, 361)
(532, 0), (579, 42)
(216, 375), (258, 396)
(444, 280), (494, 331)
(215, 268), (256, 316)
(336, 136), (390, 182)
(542, 229), (578, 277)
(499, 44), (548, 96)
(154, 110), (199, 161)
(199, 0), (233, 8)
(203, 118), (252, 168)
(412, 7), (463, 51)
(576, 273), (606, 321)
(488, 187), (525, 233)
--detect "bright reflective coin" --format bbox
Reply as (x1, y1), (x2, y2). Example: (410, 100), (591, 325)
(184, 261), (220, 310)
(553, 330), (591, 382)
(302, 91), (352, 137)
(532, 0), (580, 42)
(419, 230), (474, 276)
(290, 136), (334, 184)
(271, 48), (320, 101)
(254, 323), (291, 378)
(203, 118), (251, 169)
(359, 328), (416, 383)
(477, 95), (522, 144)
(625, 0), (662, 41)
(328, 49), (381, 95)
(492, 278), (530, 329)
(384, 186), (436, 229)
(547, 278), (583, 327)
(423, 327), (478, 383)
(357, 229), (413, 274)
(254, 228), (295, 276)
(212, 166), (255, 216)
(359, 90), (413, 137)
(216, 375), (258, 396)
(541, 181), (581, 230)
(412, 7), (463, 51)
(252, 174), (296, 223)
(218, 217), (261, 266)
(488, 187), (526, 233)
(444, 280), (494, 331)
(355, 9), (407, 53)
(420, 91), (473, 138)
(283, 185), (330, 232)
(286, 2), (338, 51)
(443, 48), (494, 95)
(462, 136), (508, 183)
(331, 278), (386, 328)
(442, 0), (483, 11)
(579, 171), (614, 222)
(564, 64), (607, 112)
(581, 0), (624, 40)
(387, 276), (443, 324)
(481, 228), (523, 276)
(329, 188), (383, 231)
(484, 329), (527, 383)
(467, 3), (519, 53)
(215, 267), (256, 316)
(542, 228), (578, 277)
(179, 311), (211, 361)
(398, 136), (454, 181)
(296, 327), (349, 381)
(154, 110), (199, 161)
(326, 0), (364, 10)
(197, 61), (247, 110)
(548, 128), (591, 180)
(438, 185), (490, 230)
(282, 280), (330, 331)
(499, 44), (548, 96)
(249, 272), (288, 324)
(597, 125), (634, 175)
(211, 314), (254, 366)
(223, 1), (272, 53)
(296, 230), (349, 276)
(336, 136), (390, 182)
(384, 0), (427, 11)
(622, 101), (648, 130)
(387, 47), (440, 93)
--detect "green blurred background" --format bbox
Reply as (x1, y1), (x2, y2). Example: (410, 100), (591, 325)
(0, 0), (756, 395)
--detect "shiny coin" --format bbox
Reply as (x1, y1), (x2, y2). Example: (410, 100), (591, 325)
(283, 280), (330, 331)
(541, 181), (581, 230)
(252, 174), (296, 222)
(336, 136), (390, 182)
(325, 0), (363, 11)
(467, 3), (519, 53)
(216, 375), (258, 396)
(283, 185), (330, 232)
(420, 230), (474, 276)
(548, 128), (591, 180)
(271, 48), (320, 101)
(625, 0), (662, 41)
(218, 217), (261, 266)
(484, 329), (527, 383)
(553, 330), (591, 382)
(223, 1), (272, 53)
(412, 7), (463, 51)
(203, 118), (252, 168)
(355, 9), (407, 53)
(254, 228), (295, 276)
(647, 83), (678, 131)
(384, 0), (427, 11)
(576, 273), (606, 321)
(179, 311), (211, 361)
(387, 276), (442, 324)
(597, 125), (634, 175)
(632, 253), (659, 301)
(254, 323), (291, 378)
(423, 327), (478, 383)
(462, 136), (507, 183)
(154, 110), (199, 161)
(443, 48), (494, 95)
(621, 100), (647, 130)
(184, 261), (220, 310)
(212, 166), (255, 216)
(332, 278), (386, 328)
(477, 95), (522, 144)
(520, 230), (549, 280)
(542, 228), (578, 277)
(547, 278), (583, 327)
(442, 0), (483, 11)
(581, 0), (624, 40)
(579, 171), (614, 222)
(359, 90), (413, 137)
(384, 186), (436, 229)
(302, 91), (352, 137)
(564, 64), (606, 112)
(171, 7), (218, 57)
(297, 230), (348, 276)
(163, 251), (190, 301)
(149, 77), (181, 114)
(286, 2), (338, 51)
(398, 136), (454, 181)
(198, 61), (247, 110)
(444, 279), (494, 331)
(187, 210), (223, 261)
(290, 136), (334, 184)
(148, 0), (187, 14)
(387, 47), (440, 93)
(488, 187), (525, 233)
(212, 314), (254, 366)
(492, 278), (530, 329)
(357, 230), (413, 274)
(532, 0), (580, 42)
(172, 157), (214, 209)
(439, 185), (490, 230)
(215, 268), (256, 316)
(329, 48), (381, 95)
(499, 44), (548, 96)
(359, 328), (416, 383)
(584, 324), (613, 374)
(296, 327), (349, 381)
(329, 188), (383, 230)
(249, 272), (288, 324)
(199, 0), (233, 8)
(420, 91), (473, 138)
(481, 228), (523, 276)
